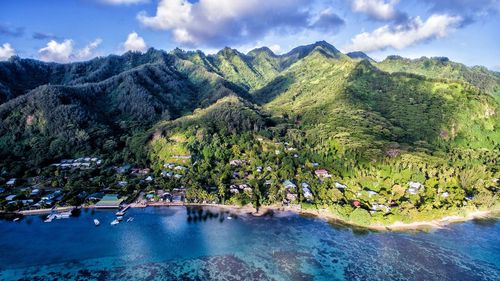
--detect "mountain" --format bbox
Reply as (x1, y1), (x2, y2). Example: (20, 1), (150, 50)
(0, 42), (498, 176)
(346, 51), (374, 62)
(377, 56), (500, 97)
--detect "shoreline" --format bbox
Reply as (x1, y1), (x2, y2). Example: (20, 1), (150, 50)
(129, 202), (499, 232)
(10, 202), (499, 232)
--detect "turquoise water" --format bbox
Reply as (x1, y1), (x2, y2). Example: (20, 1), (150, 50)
(0, 207), (499, 280)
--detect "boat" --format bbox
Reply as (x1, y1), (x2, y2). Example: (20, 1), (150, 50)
(44, 213), (57, 223)
(110, 219), (119, 225)
(13, 217), (20, 222)
(227, 216), (233, 220)
(116, 211), (125, 216)
(94, 219), (100, 226)
(116, 216), (123, 221)
(126, 217), (134, 222)
(54, 211), (72, 219)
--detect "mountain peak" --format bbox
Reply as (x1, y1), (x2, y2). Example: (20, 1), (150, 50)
(346, 51), (374, 62)
(247, 47), (276, 57)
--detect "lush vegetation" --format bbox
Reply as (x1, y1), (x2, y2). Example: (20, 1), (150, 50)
(0, 41), (498, 227)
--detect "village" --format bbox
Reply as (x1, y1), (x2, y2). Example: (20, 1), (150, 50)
(0, 144), (444, 226)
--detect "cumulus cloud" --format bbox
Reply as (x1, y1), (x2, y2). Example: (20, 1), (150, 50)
(100, 0), (148, 5)
(77, 38), (103, 59)
(137, 0), (345, 47)
(123, 32), (147, 52)
(345, 14), (462, 52)
(38, 38), (102, 62)
(351, 0), (401, 21)
(0, 43), (16, 60)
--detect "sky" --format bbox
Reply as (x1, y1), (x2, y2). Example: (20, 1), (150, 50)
(0, 0), (499, 70)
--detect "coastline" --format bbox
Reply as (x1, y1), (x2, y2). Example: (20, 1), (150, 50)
(9, 202), (498, 232)
(129, 202), (499, 232)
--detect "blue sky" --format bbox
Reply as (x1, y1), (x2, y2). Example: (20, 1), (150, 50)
(0, 0), (499, 70)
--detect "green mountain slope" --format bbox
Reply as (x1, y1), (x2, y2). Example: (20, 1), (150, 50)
(377, 56), (500, 97)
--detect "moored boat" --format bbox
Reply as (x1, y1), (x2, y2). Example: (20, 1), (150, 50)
(94, 219), (100, 226)
(110, 219), (119, 225)
(126, 217), (134, 222)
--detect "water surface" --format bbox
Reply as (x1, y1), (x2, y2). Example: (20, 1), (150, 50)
(0, 207), (499, 280)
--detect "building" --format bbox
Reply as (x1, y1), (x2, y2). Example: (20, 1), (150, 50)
(407, 182), (424, 195)
(6, 178), (16, 186)
(301, 183), (313, 200)
(283, 180), (297, 189)
(229, 160), (246, 166)
(315, 169), (331, 178)
(335, 182), (347, 189)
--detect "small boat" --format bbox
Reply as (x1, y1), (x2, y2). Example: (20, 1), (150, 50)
(227, 216), (233, 220)
(13, 218), (20, 222)
(116, 216), (123, 221)
(126, 217), (134, 222)
(110, 219), (119, 225)
(94, 219), (100, 226)
(44, 213), (56, 223)
(116, 211), (125, 216)
(55, 211), (72, 219)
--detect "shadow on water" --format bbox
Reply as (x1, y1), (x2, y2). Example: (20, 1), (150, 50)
(472, 217), (499, 228)
(186, 206), (237, 224)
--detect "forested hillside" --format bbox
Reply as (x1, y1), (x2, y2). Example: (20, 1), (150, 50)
(0, 42), (498, 224)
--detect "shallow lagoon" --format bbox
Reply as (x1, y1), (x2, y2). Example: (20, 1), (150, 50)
(0, 206), (499, 280)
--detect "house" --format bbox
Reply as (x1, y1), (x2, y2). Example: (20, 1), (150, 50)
(145, 176), (154, 182)
(441, 192), (450, 198)
(266, 166), (273, 172)
(371, 203), (390, 213)
(117, 164), (131, 174)
(301, 183), (313, 200)
(256, 166), (263, 173)
(146, 193), (155, 201)
(30, 189), (40, 196)
(293, 154), (299, 158)
(5, 194), (16, 201)
(243, 186), (253, 193)
(164, 163), (175, 169)
(6, 178), (16, 186)
(335, 182), (347, 189)
(229, 160), (246, 166)
(174, 165), (187, 171)
(161, 171), (173, 178)
(407, 182), (424, 195)
(229, 186), (239, 193)
(367, 190), (378, 197)
(315, 169), (331, 178)
(174, 174), (183, 179)
(312, 162), (319, 167)
(132, 168), (150, 175)
(117, 181), (128, 187)
(352, 200), (361, 207)
(283, 180), (297, 189)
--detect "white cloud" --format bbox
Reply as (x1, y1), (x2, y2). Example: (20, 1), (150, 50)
(100, 0), (148, 5)
(38, 38), (103, 62)
(352, 0), (400, 21)
(269, 44), (281, 54)
(39, 39), (74, 62)
(77, 38), (103, 59)
(137, 0), (344, 47)
(0, 43), (15, 60)
(345, 14), (462, 52)
(123, 32), (147, 52)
